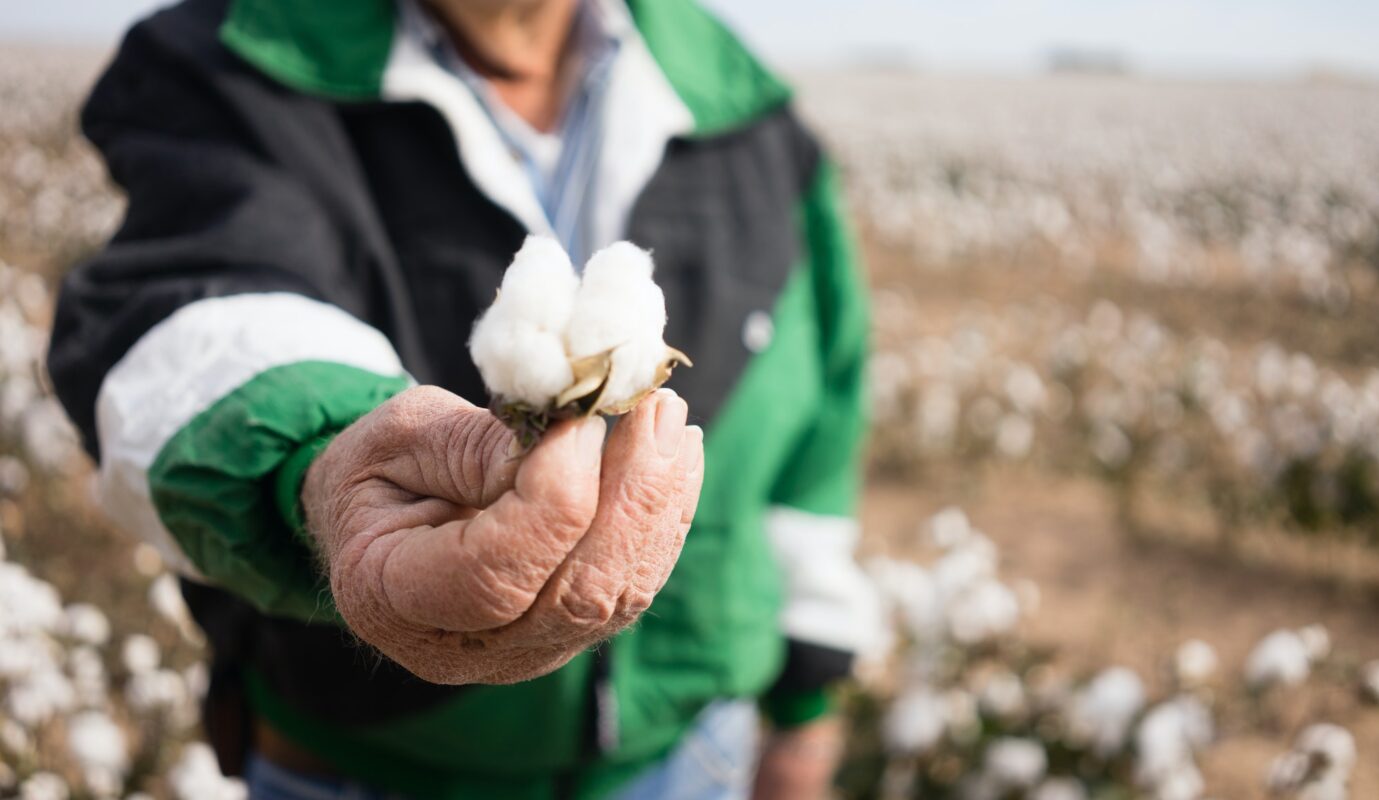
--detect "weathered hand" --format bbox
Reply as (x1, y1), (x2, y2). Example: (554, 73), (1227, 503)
(302, 385), (703, 685)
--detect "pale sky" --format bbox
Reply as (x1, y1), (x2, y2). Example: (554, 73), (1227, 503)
(2, 0), (1378, 77)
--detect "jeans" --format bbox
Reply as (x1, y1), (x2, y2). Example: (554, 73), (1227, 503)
(245, 700), (759, 800)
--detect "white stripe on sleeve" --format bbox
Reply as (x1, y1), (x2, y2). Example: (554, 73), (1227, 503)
(95, 293), (409, 577)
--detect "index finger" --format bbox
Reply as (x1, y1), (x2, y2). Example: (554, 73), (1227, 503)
(372, 416), (606, 631)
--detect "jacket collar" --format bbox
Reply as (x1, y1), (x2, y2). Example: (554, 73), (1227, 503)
(219, 0), (791, 136)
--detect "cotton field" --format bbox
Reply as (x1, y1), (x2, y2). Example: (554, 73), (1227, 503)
(796, 71), (1379, 307)
(2, 47), (1378, 798)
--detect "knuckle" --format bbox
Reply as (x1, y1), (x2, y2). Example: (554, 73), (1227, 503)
(535, 483), (598, 534)
(553, 583), (618, 628)
(616, 587), (655, 619)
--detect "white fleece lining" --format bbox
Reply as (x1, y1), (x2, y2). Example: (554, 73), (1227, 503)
(95, 293), (408, 577)
(765, 505), (884, 655)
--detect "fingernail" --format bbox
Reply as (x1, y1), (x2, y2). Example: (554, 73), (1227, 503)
(655, 392), (688, 458)
(578, 417), (607, 460)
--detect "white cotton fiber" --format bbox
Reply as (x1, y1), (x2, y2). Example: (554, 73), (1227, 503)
(498, 236), (579, 332)
(469, 310), (573, 406)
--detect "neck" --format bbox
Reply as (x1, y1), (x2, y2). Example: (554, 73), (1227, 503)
(425, 0), (581, 131)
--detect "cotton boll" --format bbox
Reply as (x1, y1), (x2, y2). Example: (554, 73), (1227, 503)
(1031, 778), (1088, 800)
(929, 507), (972, 549)
(883, 687), (946, 754)
(1173, 640), (1218, 688)
(1068, 667), (1146, 756)
(168, 743), (247, 800)
(62, 603), (110, 646)
(945, 578), (1020, 645)
(1134, 697), (1212, 790)
(470, 311), (574, 406)
(985, 738), (1047, 789)
(1294, 723), (1355, 777)
(1297, 624), (1331, 663)
(565, 242), (667, 361)
(495, 236), (579, 332)
(977, 669), (1028, 720)
(580, 241), (655, 290)
(19, 772), (68, 800)
(149, 574), (202, 644)
(1245, 629), (1310, 690)
(67, 710), (129, 793)
(121, 634), (160, 676)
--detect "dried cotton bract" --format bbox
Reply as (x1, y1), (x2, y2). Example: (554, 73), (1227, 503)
(470, 237), (690, 444)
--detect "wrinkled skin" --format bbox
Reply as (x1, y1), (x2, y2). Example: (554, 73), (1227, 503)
(303, 385), (703, 685)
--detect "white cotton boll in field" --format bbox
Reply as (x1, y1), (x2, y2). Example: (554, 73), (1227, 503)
(126, 668), (194, 728)
(883, 687), (946, 754)
(1361, 660), (1379, 704)
(1068, 667), (1146, 756)
(943, 688), (982, 744)
(1152, 765), (1206, 800)
(19, 772), (68, 800)
(62, 604), (110, 646)
(928, 507), (972, 549)
(985, 738), (1047, 789)
(121, 634), (160, 676)
(995, 413), (1035, 459)
(6, 669), (77, 727)
(873, 557), (944, 641)
(933, 534), (997, 601)
(168, 743), (247, 800)
(978, 669), (1028, 720)
(1031, 778), (1088, 800)
(67, 710), (129, 794)
(0, 635), (56, 680)
(149, 574), (203, 644)
(131, 544), (164, 578)
(68, 646), (108, 707)
(1245, 629), (1310, 690)
(0, 563), (65, 634)
(1134, 697), (1212, 792)
(1294, 723), (1356, 777)
(1297, 624), (1331, 663)
(945, 578), (1020, 645)
(1174, 640), (1218, 688)
(2, 718), (32, 754)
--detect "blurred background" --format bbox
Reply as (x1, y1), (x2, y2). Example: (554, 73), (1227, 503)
(2, 2), (1377, 798)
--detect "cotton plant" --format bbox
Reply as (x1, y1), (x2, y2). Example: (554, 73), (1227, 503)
(469, 236), (691, 446)
(845, 508), (1378, 800)
(1, 507), (212, 797)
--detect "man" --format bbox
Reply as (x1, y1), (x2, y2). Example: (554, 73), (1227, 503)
(48, 0), (875, 797)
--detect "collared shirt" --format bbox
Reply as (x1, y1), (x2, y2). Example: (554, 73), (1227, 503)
(398, 0), (624, 268)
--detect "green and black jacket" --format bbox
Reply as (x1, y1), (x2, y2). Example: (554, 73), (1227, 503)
(48, 0), (875, 797)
